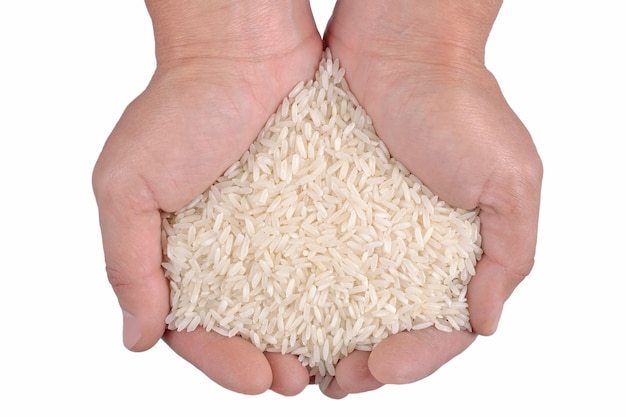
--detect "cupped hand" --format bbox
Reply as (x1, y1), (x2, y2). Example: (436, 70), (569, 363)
(322, 0), (543, 397)
(92, 6), (322, 394)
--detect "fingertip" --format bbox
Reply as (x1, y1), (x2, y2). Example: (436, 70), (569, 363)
(334, 350), (383, 393)
(122, 310), (143, 350)
(215, 338), (273, 395)
(320, 377), (349, 399)
(467, 255), (510, 336)
(368, 332), (424, 384)
(469, 305), (502, 336)
(264, 352), (310, 396)
(112, 269), (170, 352)
(121, 309), (166, 352)
(368, 329), (476, 385)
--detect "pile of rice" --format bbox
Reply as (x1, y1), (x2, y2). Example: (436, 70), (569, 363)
(161, 49), (482, 385)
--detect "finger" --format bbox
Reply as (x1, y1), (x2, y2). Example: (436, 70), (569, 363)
(333, 350), (384, 394)
(264, 352), (310, 396)
(470, 173), (541, 334)
(467, 254), (520, 335)
(367, 328), (476, 384)
(93, 170), (169, 352)
(163, 329), (272, 395)
(320, 377), (349, 399)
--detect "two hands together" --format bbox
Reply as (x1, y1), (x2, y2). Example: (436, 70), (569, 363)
(92, 0), (542, 398)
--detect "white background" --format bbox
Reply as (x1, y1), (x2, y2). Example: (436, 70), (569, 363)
(1, 1), (624, 415)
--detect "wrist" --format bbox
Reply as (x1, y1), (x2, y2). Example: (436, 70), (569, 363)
(146, 0), (318, 67)
(331, 0), (502, 70)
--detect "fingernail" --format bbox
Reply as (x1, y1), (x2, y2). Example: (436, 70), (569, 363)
(487, 307), (503, 335)
(122, 310), (142, 350)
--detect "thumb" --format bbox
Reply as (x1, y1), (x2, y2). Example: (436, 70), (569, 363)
(468, 174), (541, 335)
(93, 170), (170, 351)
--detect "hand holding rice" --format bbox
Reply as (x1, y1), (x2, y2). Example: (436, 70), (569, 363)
(161, 49), (482, 385)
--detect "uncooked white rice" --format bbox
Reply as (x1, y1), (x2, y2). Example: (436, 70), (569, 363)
(161, 48), (482, 386)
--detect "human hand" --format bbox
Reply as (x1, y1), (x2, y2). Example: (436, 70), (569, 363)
(322, 0), (543, 398)
(92, 0), (322, 396)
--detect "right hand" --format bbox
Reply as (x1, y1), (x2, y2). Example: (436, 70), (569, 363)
(321, 0), (543, 398)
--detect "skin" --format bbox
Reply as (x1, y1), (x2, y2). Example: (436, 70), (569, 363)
(322, 0), (543, 397)
(92, 0), (542, 398)
(93, 0), (321, 395)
